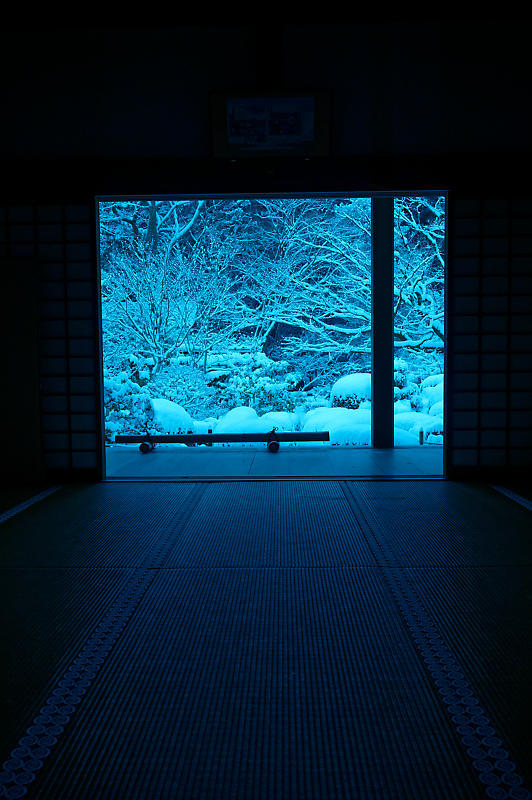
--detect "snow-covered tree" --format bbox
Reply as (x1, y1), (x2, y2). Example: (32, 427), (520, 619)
(98, 195), (445, 434)
(394, 196), (445, 377)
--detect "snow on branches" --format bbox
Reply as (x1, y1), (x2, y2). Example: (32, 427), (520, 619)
(99, 196), (445, 431)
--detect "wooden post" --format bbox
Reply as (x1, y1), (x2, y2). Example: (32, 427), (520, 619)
(371, 197), (395, 448)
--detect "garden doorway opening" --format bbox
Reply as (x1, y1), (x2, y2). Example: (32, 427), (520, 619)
(97, 194), (445, 478)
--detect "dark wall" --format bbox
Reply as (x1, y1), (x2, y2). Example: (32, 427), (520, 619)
(2, 22), (531, 160)
(1, 258), (43, 482)
(1, 23), (531, 481)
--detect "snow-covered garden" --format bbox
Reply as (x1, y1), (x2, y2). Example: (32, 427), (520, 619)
(99, 197), (444, 448)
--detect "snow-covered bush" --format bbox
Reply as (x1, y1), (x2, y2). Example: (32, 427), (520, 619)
(330, 374), (371, 409)
(126, 353), (156, 386)
(223, 357), (302, 413)
(410, 391), (427, 413)
(409, 375), (444, 414)
(103, 372), (156, 442)
(150, 398), (194, 433)
(429, 400), (444, 417)
(215, 407), (273, 434)
(394, 358), (408, 390)
(421, 373), (444, 390)
(394, 399), (412, 414)
(423, 382), (444, 409)
(394, 358), (419, 402)
(99, 197), (445, 447)
(394, 411), (443, 442)
(148, 363), (216, 420)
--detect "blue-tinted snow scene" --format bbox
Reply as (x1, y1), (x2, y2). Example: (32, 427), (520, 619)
(99, 196), (444, 450)
(393, 196), (445, 445)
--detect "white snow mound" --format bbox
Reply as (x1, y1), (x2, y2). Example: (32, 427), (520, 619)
(429, 400), (444, 417)
(150, 398), (193, 433)
(260, 411), (298, 431)
(422, 382), (444, 408)
(215, 406), (272, 434)
(394, 399), (411, 413)
(420, 373), (444, 390)
(330, 373), (371, 405)
(194, 418), (218, 434)
(303, 407), (371, 445)
(394, 411), (443, 435)
(394, 428), (420, 446)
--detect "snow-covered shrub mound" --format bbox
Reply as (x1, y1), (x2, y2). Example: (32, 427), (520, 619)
(147, 362), (215, 420)
(260, 411), (298, 431)
(393, 358), (420, 403)
(394, 358), (408, 388)
(332, 424), (371, 446)
(393, 411), (437, 432)
(429, 400), (444, 417)
(194, 417), (219, 434)
(422, 382), (444, 409)
(218, 406), (257, 422)
(421, 373), (444, 390)
(302, 406), (328, 423)
(425, 418), (444, 436)
(394, 399), (411, 414)
(206, 351), (271, 370)
(298, 396), (330, 414)
(223, 357), (302, 413)
(410, 392), (429, 413)
(304, 407), (371, 427)
(394, 383), (419, 402)
(330, 373), (371, 409)
(150, 398), (194, 433)
(394, 411), (443, 440)
(126, 353), (157, 385)
(215, 406), (271, 434)
(394, 428), (420, 446)
(303, 407), (371, 445)
(104, 373), (154, 442)
(394, 358), (414, 401)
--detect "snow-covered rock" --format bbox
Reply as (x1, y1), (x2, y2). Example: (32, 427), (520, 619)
(330, 373), (371, 408)
(150, 398), (194, 433)
(427, 433), (444, 444)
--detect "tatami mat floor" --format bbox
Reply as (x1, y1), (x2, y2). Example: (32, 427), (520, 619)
(0, 480), (530, 799)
